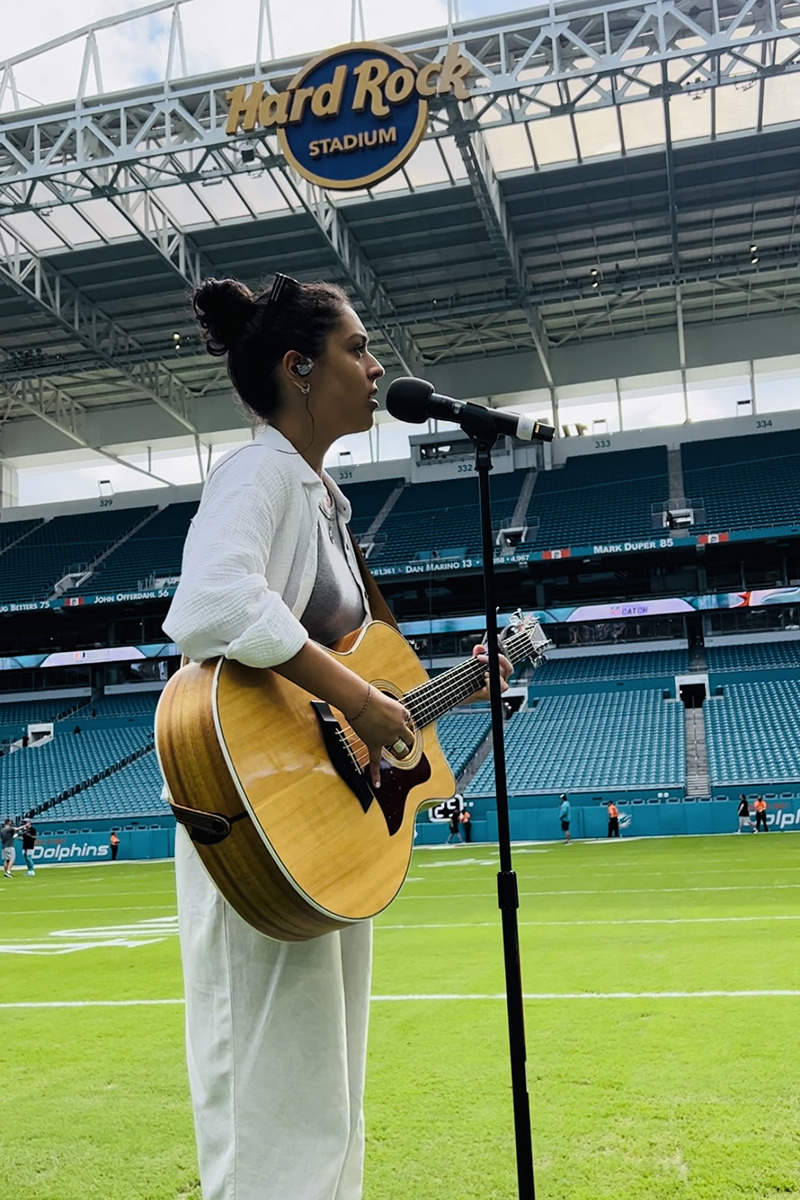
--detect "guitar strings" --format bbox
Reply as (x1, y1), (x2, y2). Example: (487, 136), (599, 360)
(331, 626), (546, 773)
(403, 629), (541, 726)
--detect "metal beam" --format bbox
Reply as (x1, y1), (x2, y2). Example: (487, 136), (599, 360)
(0, 220), (204, 436)
(0, 376), (176, 486)
(449, 100), (555, 386)
(103, 186), (219, 289)
(3, 1), (800, 205)
(275, 166), (426, 375)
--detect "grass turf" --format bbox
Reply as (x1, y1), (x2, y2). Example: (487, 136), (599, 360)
(1, 834), (798, 1198)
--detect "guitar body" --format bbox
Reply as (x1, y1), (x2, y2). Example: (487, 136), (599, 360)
(155, 621), (456, 941)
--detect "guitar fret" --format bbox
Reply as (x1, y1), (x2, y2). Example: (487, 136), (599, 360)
(403, 627), (546, 730)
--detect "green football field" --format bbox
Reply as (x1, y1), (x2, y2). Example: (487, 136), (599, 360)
(2, 832), (799, 1199)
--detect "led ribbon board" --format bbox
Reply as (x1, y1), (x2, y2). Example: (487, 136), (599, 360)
(226, 42), (472, 190)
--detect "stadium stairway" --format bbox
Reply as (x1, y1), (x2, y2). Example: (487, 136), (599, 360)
(358, 480), (405, 547)
(685, 707), (710, 796)
(51, 506), (161, 598)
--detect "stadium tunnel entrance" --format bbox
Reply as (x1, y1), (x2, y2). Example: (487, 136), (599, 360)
(680, 682), (707, 708)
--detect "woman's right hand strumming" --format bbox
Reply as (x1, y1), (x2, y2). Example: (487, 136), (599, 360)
(347, 685), (414, 787)
(270, 639), (414, 788)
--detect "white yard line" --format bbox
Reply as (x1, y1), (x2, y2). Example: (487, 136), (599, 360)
(3, 990), (800, 1010)
(377, 914), (800, 930)
(372, 990), (800, 1001)
(397, 883), (800, 899)
(0, 905), (176, 916)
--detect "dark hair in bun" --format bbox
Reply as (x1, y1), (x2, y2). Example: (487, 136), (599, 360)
(192, 274), (350, 422)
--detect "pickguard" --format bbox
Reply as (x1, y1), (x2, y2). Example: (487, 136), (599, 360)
(370, 753), (432, 836)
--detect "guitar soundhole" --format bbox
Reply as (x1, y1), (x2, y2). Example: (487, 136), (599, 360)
(369, 753), (432, 836)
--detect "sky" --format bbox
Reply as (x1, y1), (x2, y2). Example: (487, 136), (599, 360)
(1, 0), (476, 103)
(2, 0), (799, 505)
(1, 0), (543, 107)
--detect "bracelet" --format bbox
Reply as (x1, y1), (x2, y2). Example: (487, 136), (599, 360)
(348, 684), (373, 723)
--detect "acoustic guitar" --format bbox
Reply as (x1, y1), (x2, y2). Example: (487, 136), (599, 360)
(155, 615), (549, 941)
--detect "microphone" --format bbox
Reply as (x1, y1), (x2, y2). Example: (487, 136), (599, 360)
(385, 377), (554, 443)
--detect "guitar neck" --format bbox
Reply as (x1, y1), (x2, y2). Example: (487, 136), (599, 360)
(402, 625), (547, 729)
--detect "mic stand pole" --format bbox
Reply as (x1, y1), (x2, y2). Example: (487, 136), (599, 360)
(463, 412), (536, 1200)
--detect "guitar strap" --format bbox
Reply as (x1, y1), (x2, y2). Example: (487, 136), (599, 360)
(348, 531), (399, 631)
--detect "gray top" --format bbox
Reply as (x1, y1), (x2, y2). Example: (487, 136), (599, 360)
(300, 496), (366, 648)
(1, 825), (15, 849)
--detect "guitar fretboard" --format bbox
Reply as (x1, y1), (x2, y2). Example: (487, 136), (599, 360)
(402, 625), (548, 729)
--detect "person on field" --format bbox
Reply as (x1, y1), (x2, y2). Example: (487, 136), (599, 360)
(161, 270), (511, 1200)
(607, 801), (620, 838)
(20, 818), (37, 875)
(110, 830), (120, 861)
(754, 796), (769, 832)
(459, 808), (472, 843)
(2, 818), (17, 878)
(446, 810), (463, 844)
(559, 793), (572, 844)
(737, 794), (753, 833)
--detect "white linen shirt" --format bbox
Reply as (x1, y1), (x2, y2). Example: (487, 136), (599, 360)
(163, 425), (370, 667)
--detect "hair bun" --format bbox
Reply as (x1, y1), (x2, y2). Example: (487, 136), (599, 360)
(193, 277), (256, 356)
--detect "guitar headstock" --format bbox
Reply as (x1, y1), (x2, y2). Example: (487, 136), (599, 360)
(499, 609), (552, 670)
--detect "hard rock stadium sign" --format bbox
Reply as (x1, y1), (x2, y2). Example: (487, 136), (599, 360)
(225, 42), (473, 190)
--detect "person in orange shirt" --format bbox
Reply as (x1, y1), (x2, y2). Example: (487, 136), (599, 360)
(754, 796), (769, 833)
(109, 830), (120, 861)
(607, 802), (620, 838)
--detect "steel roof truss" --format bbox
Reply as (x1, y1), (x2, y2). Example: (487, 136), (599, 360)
(278, 168), (426, 376)
(0, 220), (202, 435)
(0, 376), (177, 487)
(449, 103), (554, 386)
(5, 2), (800, 207)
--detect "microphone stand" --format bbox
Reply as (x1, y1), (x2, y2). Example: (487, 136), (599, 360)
(460, 409), (537, 1200)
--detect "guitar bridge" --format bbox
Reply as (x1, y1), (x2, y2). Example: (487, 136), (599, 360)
(311, 702), (374, 814)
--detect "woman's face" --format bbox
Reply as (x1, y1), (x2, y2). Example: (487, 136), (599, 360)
(307, 306), (384, 441)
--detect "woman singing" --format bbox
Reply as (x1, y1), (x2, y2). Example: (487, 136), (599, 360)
(163, 271), (506, 1199)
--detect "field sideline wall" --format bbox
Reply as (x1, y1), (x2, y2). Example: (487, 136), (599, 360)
(417, 795), (800, 845)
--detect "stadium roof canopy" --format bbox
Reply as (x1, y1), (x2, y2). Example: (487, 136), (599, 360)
(1, 0), (800, 482)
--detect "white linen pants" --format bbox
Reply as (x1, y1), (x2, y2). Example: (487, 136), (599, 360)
(176, 828), (373, 1200)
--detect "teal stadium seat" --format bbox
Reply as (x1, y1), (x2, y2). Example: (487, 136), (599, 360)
(682, 429), (800, 533)
(466, 688), (686, 794)
(705, 678), (800, 784)
(0, 508), (156, 603)
(436, 711), (493, 776)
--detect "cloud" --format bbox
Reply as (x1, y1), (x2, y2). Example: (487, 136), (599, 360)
(3, 0), (451, 108)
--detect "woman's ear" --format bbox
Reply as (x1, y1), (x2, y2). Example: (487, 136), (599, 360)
(281, 350), (314, 390)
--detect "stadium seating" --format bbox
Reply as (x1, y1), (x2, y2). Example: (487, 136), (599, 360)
(0, 508), (156, 602)
(0, 728), (152, 809)
(466, 689), (686, 794)
(0, 516), (43, 551)
(523, 446), (669, 550)
(530, 649), (690, 685)
(0, 696), (86, 729)
(51, 750), (168, 820)
(706, 639), (800, 672)
(88, 693), (161, 719)
(88, 501), (197, 594)
(372, 474), (523, 564)
(436, 710), (493, 777)
(681, 429), (800, 532)
(338, 477), (405, 540)
(704, 679), (800, 784)
(78, 482), (405, 592)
